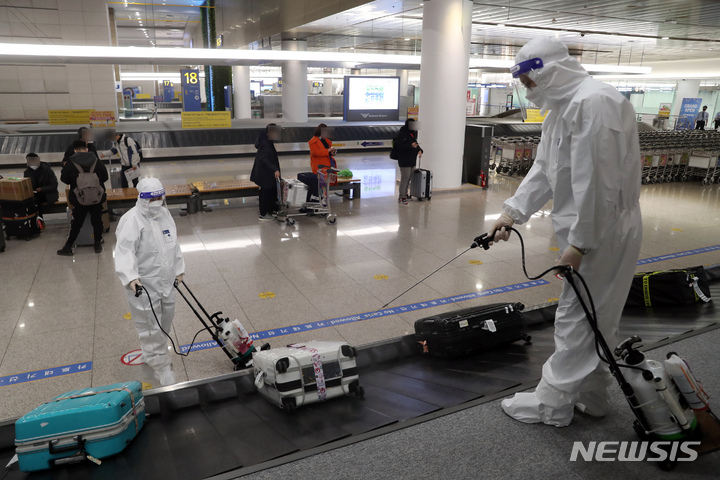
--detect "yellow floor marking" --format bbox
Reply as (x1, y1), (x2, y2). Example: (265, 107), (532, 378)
(374, 274), (389, 280)
(259, 291), (276, 299)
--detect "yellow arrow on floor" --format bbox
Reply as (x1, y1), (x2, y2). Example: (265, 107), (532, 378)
(123, 312), (132, 320)
(548, 298), (559, 302)
(549, 247), (560, 252)
(258, 291), (276, 299)
(141, 382), (153, 391)
(374, 274), (389, 280)
(468, 260), (483, 265)
(671, 228), (683, 232)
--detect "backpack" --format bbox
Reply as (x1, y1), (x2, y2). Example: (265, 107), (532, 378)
(389, 136), (400, 160)
(72, 160), (103, 206)
(124, 136), (143, 162)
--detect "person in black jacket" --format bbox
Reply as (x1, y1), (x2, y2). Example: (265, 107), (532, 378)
(394, 119), (423, 204)
(250, 124), (282, 222)
(24, 153), (59, 216)
(62, 127), (99, 166)
(57, 140), (109, 256)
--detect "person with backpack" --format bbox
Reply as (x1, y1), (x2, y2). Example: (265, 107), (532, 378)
(109, 132), (142, 188)
(57, 140), (109, 256)
(391, 119), (423, 205)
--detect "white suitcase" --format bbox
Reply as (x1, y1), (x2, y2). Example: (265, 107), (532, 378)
(284, 178), (308, 208)
(253, 341), (363, 413)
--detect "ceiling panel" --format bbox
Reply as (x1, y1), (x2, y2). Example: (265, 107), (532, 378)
(287, 0), (720, 64)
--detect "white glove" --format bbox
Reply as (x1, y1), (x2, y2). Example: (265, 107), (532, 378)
(491, 212), (515, 243)
(129, 278), (142, 293)
(555, 246), (584, 277)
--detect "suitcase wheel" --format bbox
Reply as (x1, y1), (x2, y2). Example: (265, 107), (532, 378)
(341, 345), (357, 358)
(275, 358), (290, 374)
(282, 397), (296, 414)
(522, 333), (532, 345)
(260, 343), (271, 351)
(354, 386), (365, 399)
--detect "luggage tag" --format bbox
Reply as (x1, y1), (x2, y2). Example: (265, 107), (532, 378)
(482, 320), (497, 333)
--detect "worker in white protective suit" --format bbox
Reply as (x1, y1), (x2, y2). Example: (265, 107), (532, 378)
(114, 178), (185, 387)
(492, 37), (642, 427)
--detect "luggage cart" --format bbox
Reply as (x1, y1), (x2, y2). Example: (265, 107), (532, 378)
(276, 166), (339, 226)
(641, 147), (654, 184)
(682, 150), (717, 183)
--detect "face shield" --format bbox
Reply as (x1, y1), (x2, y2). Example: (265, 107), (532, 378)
(267, 125), (282, 142)
(137, 178), (167, 218)
(511, 57), (546, 120)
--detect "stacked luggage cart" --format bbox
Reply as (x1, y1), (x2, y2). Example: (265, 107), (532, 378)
(490, 130), (720, 186)
(490, 135), (540, 176)
(639, 130), (720, 185)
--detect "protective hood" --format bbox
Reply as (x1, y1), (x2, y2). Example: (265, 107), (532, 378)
(136, 177), (166, 218)
(514, 37), (589, 111)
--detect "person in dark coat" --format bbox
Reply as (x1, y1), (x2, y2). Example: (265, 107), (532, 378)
(24, 153), (59, 216)
(62, 127), (99, 166)
(250, 124), (282, 221)
(57, 140), (109, 256)
(394, 119), (423, 204)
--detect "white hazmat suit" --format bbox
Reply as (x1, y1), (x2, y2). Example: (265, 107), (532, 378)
(497, 38), (642, 426)
(114, 178), (185, 387)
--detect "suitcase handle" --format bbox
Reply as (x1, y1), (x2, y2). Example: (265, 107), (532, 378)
(49, 436), (85, 454)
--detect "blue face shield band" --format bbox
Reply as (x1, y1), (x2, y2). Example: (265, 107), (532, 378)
(511, 58), (544, 78)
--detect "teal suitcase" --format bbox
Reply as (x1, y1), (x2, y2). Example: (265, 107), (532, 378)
(15, 381), (145, 472)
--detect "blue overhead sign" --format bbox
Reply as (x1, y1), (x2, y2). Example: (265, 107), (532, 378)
(181, 69), (201, 111)
(162, 80), (175, 102)
(676, 97), (703, 130)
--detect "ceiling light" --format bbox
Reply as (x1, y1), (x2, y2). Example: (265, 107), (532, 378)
(662, 37), (669, 40)
(497, 24), (505, 27)
(404, 38), (410, 41)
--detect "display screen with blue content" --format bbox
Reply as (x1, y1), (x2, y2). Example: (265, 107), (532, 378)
(14, 381), (145, 472)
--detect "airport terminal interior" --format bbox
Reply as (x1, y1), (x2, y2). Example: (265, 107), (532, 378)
(1, 0), (720, 478)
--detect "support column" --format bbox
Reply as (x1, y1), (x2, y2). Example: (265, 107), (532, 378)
(232, 65), (251, 119)
(397, 69), (409, 96)
(417, 0), (473, 189)
(281, 40), (308, 123)
(671, 79), (700, 118)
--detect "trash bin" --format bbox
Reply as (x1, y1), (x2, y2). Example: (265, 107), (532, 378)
(463, 124), (493, 189)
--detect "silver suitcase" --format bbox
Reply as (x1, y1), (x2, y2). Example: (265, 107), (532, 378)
(110, 167), (123, 189)
(410, 167), (433, 200)
(253, 341), (363, 413)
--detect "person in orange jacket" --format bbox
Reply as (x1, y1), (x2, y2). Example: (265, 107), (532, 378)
(308, 123), (337, 173)
(301, 123), (338, 201)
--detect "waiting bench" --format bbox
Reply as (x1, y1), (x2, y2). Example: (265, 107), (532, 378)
(42, 178), (360, 216)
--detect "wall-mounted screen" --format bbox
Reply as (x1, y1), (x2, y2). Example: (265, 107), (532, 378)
(344, 76), (400, 121)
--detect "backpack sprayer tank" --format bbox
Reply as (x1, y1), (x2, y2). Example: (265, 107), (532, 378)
(615, 336), (697, 440)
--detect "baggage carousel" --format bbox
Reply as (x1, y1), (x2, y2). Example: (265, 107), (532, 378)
(0, 265), (717, 479)
(0, 120), (545, 167)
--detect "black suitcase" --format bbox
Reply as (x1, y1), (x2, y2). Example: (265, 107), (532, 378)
(414, 303), (530, 358)
(625, 267), (712, 308)
(1, 198), (40, 239)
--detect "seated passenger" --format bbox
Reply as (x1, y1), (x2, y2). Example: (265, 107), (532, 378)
(300, 123), (337, 201)
(24, 153), (59, 216)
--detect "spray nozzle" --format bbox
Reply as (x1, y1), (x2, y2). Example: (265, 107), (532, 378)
(471, 232), (493, 250)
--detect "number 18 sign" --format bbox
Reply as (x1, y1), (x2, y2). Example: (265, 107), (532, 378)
(181, 69), (201, 112)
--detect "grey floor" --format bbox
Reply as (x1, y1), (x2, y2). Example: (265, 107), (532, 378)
(0, 152), (719, 421)
(243, 328), (720, 480)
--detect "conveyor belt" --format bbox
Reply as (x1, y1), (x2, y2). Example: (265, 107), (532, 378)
(0, 273), (717, 479)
